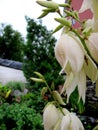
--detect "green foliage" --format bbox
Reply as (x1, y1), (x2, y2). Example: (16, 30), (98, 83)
(0, 82), (45, 130)
(0, 24), (25, 62)
(0, 103), (43, 130)
(23, 17), (64, 88)
(69, 86), (85, 114)
(6, 81), (26, 92)
(0, 84), (11, 103)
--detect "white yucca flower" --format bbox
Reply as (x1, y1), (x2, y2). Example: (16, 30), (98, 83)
(43, 103), (60, 130)
(55, 33), (84, 74)
(55, 33), (86, 102)
(86, 33), (98, 63)
(61, 112), (84, 130)
(79, 0), (98, 32)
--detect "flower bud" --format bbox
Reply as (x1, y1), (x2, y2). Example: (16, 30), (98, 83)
(52, 90), (66, 105)
(43, 103), (59, 130)
(54, 18), (71, 27)
(30, 77), (45, 82)
(36, 1), (59, 10)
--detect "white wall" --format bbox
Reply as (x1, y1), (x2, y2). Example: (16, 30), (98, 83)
(0, 66), (26, 85)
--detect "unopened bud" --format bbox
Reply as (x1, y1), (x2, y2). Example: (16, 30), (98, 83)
(55, 18), (71, 27)
(36, 1), (59, 10)
(53, 90), (66, 105)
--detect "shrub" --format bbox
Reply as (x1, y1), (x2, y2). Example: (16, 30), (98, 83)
(0, 103), (43, 130)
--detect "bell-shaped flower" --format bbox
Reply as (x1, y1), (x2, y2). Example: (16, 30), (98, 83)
(55, 33), (86, 102)
(86, 33), (98, 63)
(55, 33), (84, 74)
(43, 103), (60, 130)
(61, 112), (84, 130)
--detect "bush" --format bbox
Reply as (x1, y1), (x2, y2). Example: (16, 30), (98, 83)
(0, 103), (43, 130)
(0, 82), (44, 130)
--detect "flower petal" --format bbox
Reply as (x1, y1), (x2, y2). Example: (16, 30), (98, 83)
(70, 113), (84, 130)
(62, 68), (86, 103)
(95, 78), (98, 97)
(79, 0), (98, 32)
(61, 114), (71, 130)
(61, 113), (84, 130)
(84, 54), (98, 81)
(55, 34), (84, 73)
(79, 0), (93, 13)
(87, 33), (98, 63)
(43, 103), (59, 130)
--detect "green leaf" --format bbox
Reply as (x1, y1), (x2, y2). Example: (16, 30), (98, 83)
(52, 24), (63, 34)
(38, 11), (49, 19)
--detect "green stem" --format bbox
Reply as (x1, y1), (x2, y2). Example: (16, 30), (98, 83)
(44, 81), (65, 115)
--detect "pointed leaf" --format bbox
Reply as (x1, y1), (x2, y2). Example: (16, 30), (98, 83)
(5, 90), (11, 98)
(38, 11), (49, 19)
(52, 24), (63, 34)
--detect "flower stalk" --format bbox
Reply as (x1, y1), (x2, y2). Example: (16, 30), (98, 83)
(34, 0), (98, 129)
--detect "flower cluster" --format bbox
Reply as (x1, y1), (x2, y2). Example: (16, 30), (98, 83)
(35, 0), (98, 130)
(43, 103), (84, 130)
(55, 0), (98, 102)
(55, 32), (98, 102)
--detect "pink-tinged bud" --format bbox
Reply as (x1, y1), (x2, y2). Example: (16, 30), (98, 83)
(55, 33), (84, 73)
(86, 33), (98, 63)
(43, 103), (59, 130)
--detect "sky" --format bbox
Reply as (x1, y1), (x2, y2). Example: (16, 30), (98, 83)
(0, 0), (64, 39)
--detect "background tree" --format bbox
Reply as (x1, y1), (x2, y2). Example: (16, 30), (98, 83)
(0, 24), (25, 62)
(23, 17), (63, 88)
